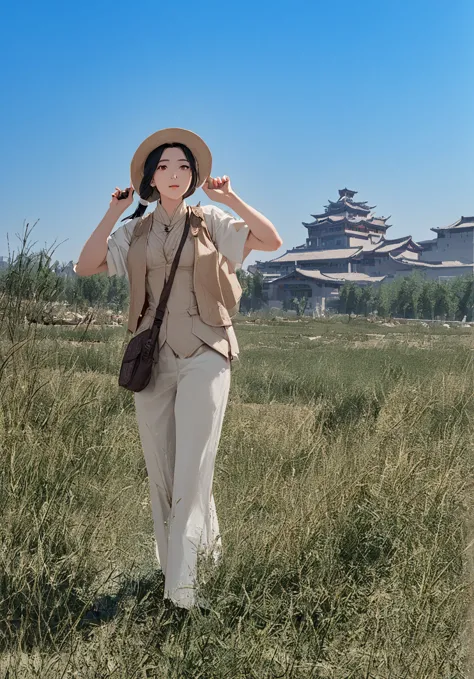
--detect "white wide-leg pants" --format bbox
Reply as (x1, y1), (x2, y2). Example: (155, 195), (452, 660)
(133, 341), (231, 609)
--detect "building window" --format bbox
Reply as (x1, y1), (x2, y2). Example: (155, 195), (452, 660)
(285, 284), (312, 298)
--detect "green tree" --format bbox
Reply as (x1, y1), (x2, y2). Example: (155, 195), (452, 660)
(344, 283), (362, 315)
(251, 271), (264, 309)
(293, 295), (308, 316)
(374, 282), (392, 318)
(107, 275), (129, 312)
(357, 285), (375, 316)
(450, 275), (474, 321)
(395, 278), (411, 317)
(434, 282), (452, 319)
(419, 279), (437, 319)
(236, 269), (251, 312)
(78, 273), (110, 308)
(236, 270), (264, 312)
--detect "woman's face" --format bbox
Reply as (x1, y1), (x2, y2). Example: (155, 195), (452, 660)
(152, 146), (193, 201)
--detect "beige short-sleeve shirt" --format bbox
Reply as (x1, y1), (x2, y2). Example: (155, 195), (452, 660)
(106, 200), (249, 360)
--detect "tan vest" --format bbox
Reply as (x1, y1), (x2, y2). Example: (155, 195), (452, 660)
(126, 204), (243, 334)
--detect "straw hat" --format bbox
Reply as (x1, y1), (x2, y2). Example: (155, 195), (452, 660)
(130, 127), (212, 203)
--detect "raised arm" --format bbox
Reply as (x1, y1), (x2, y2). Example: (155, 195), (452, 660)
(74, 186), (134, 276)
(202, 176), (283, 262)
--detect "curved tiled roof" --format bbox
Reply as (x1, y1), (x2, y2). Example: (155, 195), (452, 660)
(303, 214), (389, 228)
(390, 254), (473, 268)
(431, 216), (474, 232)
(268, 267), (386, 284)
(368, 236), (423, 254)
(320, 201), (373, 216)
(270, 248), (362, 263)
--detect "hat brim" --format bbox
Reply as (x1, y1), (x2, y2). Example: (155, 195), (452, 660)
(130, 127), (212, 203)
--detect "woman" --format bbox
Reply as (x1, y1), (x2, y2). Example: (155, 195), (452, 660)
(74, 127), (282, 611)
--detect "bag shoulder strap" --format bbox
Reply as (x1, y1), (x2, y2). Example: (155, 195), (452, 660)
(152, 207), (191, 326)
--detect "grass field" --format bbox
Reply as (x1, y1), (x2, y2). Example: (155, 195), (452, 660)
(1, 316), (474, 678)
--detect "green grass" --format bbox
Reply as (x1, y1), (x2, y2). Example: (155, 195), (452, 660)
(1, 318), (474, 677)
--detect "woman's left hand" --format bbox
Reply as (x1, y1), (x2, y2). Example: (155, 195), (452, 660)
(201, 175), (235, 204)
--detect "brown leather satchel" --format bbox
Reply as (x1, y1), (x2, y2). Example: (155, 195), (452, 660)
(118, 207), (191, 392)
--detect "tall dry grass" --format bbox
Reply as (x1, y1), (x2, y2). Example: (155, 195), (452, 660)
(1, 241), (474, 677)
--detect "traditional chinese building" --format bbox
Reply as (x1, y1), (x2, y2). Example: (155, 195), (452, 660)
(251, 188), (473, 311)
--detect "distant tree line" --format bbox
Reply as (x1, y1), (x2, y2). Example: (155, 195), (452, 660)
(338, 273), (474, 321)
(0, 245), (266, 314)
(0, 250), (129, 312)
(236, 269), (265, 312)
(8, 232), (471, 322)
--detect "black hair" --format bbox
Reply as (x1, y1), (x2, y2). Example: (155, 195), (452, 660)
(121, 142), (199, 221)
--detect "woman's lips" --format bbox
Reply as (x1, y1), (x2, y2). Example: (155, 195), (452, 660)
(169, 185), (179, 188)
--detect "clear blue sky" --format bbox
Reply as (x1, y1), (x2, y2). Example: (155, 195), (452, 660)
(1, 0), (473, 269)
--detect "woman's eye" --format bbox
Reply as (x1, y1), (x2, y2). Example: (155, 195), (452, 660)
(157, 165), (167, 170)
(180, 165), (190, 170)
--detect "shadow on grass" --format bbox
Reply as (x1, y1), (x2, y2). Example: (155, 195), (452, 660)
(2, 568), (195, 654)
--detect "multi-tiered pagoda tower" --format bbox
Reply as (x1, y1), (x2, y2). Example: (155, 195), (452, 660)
(250, 188), (473, 313)
(252, 188), (419, 279)
(302, 188), (390, 251)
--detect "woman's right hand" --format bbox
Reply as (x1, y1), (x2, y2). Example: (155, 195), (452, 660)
(110, 185), (135, 211)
